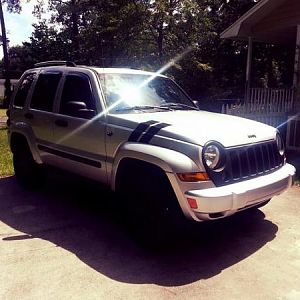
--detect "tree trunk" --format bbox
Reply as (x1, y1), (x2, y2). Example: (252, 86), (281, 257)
(157, 20), (164, 62)
(70, 0), (79, 58)
(0, 2), (11, 108)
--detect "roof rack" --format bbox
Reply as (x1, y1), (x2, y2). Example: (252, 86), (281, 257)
(34, 61), (77, 68)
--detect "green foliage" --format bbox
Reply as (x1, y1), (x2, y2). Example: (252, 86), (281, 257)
(251, 43), (294, 88)
(2, 0), (21, 13)
(0, 127), (13, 177)
(0, 109), (7, 117)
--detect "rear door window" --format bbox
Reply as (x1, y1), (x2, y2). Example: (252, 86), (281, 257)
(30, 72), (62, 112)
(13, 73), (36, 107)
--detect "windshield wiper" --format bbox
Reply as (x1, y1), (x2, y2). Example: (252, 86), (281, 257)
(115, 105), (172, 112)
(160, 103), (199, 111)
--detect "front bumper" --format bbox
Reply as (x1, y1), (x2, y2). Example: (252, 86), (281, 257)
(185, 163), (295, 221)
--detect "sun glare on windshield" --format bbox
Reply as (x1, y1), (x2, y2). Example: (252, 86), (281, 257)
(119, 85), (142, 106)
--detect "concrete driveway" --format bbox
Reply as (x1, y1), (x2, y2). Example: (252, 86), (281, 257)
(0, 173), (299, 300)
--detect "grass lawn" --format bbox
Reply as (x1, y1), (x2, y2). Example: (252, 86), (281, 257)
(0, 127), (13, 177)
(0, 108), (7, 118)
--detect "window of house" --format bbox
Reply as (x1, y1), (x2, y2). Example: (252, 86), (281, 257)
(30, 73), (62, 112)
(14, 73), (36, 107)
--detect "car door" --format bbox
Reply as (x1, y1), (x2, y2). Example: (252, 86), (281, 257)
(11, 71), (37, 126)
(26, 70), (62, 163)
(51, 70), (107, 183)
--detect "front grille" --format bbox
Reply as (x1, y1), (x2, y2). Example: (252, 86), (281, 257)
(208, 141), (284, 187)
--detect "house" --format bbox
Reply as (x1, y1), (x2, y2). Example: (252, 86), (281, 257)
(221, 0), (300, 150)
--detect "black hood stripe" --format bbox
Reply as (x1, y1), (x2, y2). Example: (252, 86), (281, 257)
(139, 123), (170, 144)
(128, 120), (158, 142)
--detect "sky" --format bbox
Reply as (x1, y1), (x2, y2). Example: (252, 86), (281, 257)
(0, 0), (47, 58)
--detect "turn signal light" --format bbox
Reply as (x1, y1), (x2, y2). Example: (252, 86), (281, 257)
(187, 198), (198, 209)
(177, 172), (209, 182)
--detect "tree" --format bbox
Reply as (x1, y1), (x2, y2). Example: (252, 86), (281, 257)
(0, 0), (25, 107)
(7, 0), (293, 101)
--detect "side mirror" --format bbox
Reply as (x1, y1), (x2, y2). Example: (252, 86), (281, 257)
(77, 109), (96, 119)
(65, 101), (87, 113)
(64, 101), (96, 119)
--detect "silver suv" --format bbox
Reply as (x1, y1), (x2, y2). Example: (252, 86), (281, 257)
(8, 61), (295, 225)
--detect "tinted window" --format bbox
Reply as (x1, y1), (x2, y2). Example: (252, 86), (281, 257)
(59, 74), (95, 116)
(14, 73), (36, 107)
(31, 73), (61, 112)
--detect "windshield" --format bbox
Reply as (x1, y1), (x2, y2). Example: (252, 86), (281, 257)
(98, 73), (195, 113)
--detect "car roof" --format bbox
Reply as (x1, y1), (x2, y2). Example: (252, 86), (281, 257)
(27, 65), (167, 78)
(91, 67), (163, 76)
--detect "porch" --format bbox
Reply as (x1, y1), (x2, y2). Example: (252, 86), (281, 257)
(220, 0), (300, 150)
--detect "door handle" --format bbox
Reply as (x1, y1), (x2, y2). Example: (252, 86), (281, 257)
(55, 119), (68, 127)
(106, 130), (113, 137)
(24, 112), (34, 119)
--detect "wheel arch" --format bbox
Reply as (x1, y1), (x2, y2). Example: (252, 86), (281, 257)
(110, 142), (199, 191)
(10, 130), (42, 164)
(115, 157), (170, 192)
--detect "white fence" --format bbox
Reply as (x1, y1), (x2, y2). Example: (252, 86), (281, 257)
(221, 87), (300, 151)
(222, 87), (294, 127)
(286, 115), (300, 151)
(246, 87), (294, 111)
(222, 111), (287, 128)
(222, 88), (294, 115)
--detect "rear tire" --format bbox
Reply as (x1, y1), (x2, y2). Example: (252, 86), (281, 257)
(13, 143), (46, 188)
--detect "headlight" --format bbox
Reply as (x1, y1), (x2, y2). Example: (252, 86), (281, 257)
(203, 144), (222, 170)
(276, 133), (285, 156)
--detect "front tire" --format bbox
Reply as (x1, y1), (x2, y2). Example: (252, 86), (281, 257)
(117, 161), (185, 245)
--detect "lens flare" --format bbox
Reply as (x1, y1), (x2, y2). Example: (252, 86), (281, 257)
(119, 85), (142, 106)
(276, 112), (300, 129)
(55, 47), (193, 145)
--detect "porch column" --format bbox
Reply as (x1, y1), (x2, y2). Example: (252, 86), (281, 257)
(293, 24), (300, 111)
(245, 36), (253, 102)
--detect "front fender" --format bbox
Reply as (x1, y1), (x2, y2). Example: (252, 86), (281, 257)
(110, 142), (199, 190)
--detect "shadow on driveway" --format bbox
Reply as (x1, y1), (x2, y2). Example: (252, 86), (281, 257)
(0, 173), (278, 287)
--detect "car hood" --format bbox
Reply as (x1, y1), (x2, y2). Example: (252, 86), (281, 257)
(109, 110), (277, 147)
